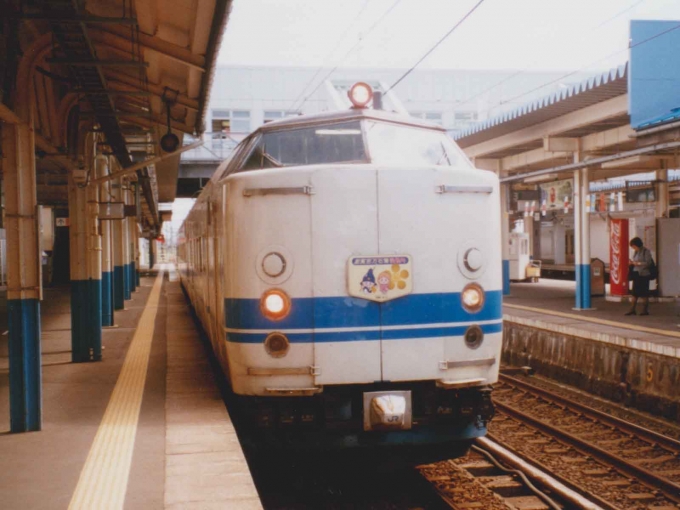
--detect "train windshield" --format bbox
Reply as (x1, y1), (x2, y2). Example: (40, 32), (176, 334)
(240, 120), (368, 170)
(365, 121), (462, 167)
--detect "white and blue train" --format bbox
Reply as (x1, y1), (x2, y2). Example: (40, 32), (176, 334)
(178, 83), (502, 459)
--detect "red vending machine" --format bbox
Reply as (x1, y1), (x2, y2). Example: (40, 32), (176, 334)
(609, 218), (629, 296)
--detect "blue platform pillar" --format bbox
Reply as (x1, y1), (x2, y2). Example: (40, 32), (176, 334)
(122, 182), (132, 301)
(97, 156), (114, 327)
(112, 173), (126, 310)
(134, 183), (141, 288)
(500, 183), (511, 296)
(3, 119), (43, 432)
(68, 135), (102, 362)
(574, 164), (592, 310)
(127, 185), (137, 294)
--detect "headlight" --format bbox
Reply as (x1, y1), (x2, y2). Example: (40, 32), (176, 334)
(260, 289), (291, 320)
(464, 248), (483, 272)
(464, 325), (484, 349)
(461, 283), (485, 313)
(265, 332), (290, 358)
(262, 252), (286, 277)
(348, 82), (373, 108)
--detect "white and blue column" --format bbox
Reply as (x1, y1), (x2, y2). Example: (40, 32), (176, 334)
(574, 164), (592, 310)
(97, 156), (114, 327)
(134, 183), (141, 287)
(69, 135), (103, 362)
(500, 183), (511, 295)
(3, 119), (42, 432)
(126, 185), (137, 294)
(123, 183), (132, 299)
(112, 174), (126, 310)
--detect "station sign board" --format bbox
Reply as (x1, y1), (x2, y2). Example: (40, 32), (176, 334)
(625, 181), (656, 203)
(98, 202), (125, 220)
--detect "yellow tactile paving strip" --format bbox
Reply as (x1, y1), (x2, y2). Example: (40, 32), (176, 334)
(68, 270), (164, 510)
(505, 303), (680, 340)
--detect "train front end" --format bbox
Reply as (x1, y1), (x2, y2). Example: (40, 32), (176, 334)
(223, 86), (502, 458)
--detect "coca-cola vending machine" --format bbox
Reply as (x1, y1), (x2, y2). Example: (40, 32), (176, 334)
(609, 218), (629, 296)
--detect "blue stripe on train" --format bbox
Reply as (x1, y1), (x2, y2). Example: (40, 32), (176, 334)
(226, 322), (502, 344)
(224, 290), (502, 331)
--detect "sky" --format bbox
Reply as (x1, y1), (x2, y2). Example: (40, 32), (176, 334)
(173, 0), (680, 226)
(217, 0), (680, 72)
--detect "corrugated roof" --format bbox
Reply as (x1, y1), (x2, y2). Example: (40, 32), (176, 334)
(635, 106), (680, 130)
(455, 63), (629, 148)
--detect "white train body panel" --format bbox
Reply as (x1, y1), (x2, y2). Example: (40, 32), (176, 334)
(178, 107), (502, 453)
(222, 163), (501, 395)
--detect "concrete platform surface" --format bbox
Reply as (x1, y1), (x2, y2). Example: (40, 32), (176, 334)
(505, 279), (680, 358)
(0, 266), (261, 510)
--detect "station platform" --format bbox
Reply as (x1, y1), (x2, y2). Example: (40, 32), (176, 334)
(0, 267), (262, 510)
(506, 279), (680, 349)
(503, 279), (680, 420)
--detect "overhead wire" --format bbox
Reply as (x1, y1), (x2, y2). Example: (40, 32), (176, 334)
(294, 0), (405, 111)
(594, 0), (646, 28)
(385, 0), (487, 93)
(286, 0), (372, 113)
(447, 0), (651, 118)
(493, 20), (680, 113)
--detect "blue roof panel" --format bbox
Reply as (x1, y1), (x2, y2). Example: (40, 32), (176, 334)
(635, 107), (680, 130)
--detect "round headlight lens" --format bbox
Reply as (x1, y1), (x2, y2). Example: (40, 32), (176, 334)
(262, 252), (286, 278)
(461, 283), (485, 313)
(265, 332), (290, 358)
(348, 82), (373, 108)
(464, 325), (484, 349)
(464, 248), (483, 272)
(260, 289), (291, 320)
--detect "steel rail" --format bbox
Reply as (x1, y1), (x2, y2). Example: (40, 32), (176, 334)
(485, 428), (621, 510)
(499, 374), (680, 453)
(493, 400), (680, 504)
(474, 438), (604, 510)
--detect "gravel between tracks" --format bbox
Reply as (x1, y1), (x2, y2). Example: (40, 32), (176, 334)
(490, 375), (680, 510)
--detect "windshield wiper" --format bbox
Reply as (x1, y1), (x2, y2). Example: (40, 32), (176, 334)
(262, 151), (283, 167)
(436, 142), (451, 165)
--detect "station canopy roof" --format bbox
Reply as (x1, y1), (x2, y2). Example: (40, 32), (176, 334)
(454, 64), (629, 157)
(0, 0), (231, 231)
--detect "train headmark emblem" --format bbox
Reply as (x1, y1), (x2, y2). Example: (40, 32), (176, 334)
(348, 255), (413, 302)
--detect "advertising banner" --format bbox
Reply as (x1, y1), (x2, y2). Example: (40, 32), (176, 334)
(609, 218), (629, 296)
(540, 179), (573, 211)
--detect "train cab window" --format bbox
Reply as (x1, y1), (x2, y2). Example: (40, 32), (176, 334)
(365, 121), (467, 167)
(237, 121), (368, 171)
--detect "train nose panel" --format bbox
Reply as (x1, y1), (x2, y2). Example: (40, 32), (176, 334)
(311, 167), (382, 385)
(312, 165), (498, 385)
(377, 167), (460, 382)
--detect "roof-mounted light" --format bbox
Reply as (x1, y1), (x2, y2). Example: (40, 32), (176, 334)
(348, 82), (373, 109)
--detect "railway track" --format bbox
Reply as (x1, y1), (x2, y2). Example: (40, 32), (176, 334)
(489, 373), (680, 510)
(249, 373), (680, 509)
(419, 440), (587, 510)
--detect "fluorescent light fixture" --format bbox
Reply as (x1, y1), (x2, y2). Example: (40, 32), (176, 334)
(315, 129), (362, 135)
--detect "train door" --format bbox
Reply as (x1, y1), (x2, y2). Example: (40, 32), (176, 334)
(311, 167), (382, 385)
